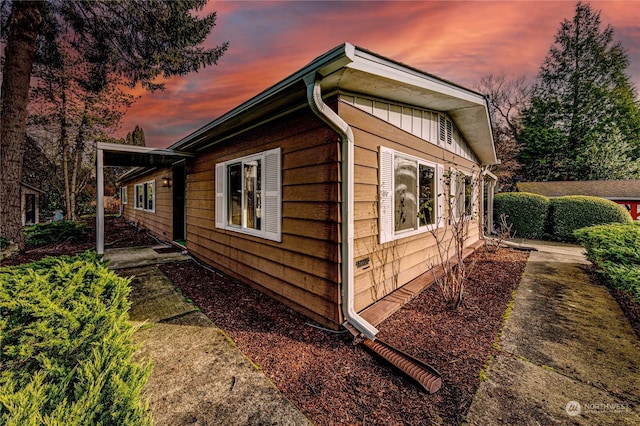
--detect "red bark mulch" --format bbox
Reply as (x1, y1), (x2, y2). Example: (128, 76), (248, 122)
(0, 217), (158, 267)
(159, 248), (529, 425)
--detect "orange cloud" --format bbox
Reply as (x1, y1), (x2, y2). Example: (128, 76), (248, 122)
(120, 1), (640, 148)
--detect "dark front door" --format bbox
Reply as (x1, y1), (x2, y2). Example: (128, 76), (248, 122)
(25, 194), (36, 224)
(172, 164), (186, 242)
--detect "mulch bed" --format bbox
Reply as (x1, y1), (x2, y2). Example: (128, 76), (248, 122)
(159, 248), (529, 425)
(0, 217), (159, 267)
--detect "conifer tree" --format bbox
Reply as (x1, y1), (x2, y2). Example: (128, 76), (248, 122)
(518, 2), (640, 181)
(1, 0), (228, 246)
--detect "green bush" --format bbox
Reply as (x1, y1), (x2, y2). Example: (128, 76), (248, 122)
(549, 196), (632, 242)
(575, 222), (640, 302)
(0, 237), (9, 250)
(0, 252), (152, 425)
(494, 192), (550, 239)
(23, 220), (88, 247)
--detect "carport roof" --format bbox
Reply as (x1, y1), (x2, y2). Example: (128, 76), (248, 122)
(97, 142), (193, 168)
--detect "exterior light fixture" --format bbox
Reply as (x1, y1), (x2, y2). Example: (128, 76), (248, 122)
(162, 177), (172, 188)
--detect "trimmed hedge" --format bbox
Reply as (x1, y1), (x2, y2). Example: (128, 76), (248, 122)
(575, 222), (640, 302)
(24, 220), (88, 247)
(549, 196), (632, 241)
(494, 192), (550, 239)
(0, 252), (152, 425)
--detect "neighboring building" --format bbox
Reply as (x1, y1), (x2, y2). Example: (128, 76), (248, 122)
(517, 180), (640, 220)
(97, 43), (497, 339)
(21, 182), (44, 225)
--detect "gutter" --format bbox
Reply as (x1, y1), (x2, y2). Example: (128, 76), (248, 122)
(304, 73), (379, 341)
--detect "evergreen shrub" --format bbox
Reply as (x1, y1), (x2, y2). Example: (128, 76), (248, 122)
(575, 222), (640, 302)
(0, 252), (152, 425)
(493, 192), (550, 239)
(549, 196), (632, 241)
(23, 220), (87, 247)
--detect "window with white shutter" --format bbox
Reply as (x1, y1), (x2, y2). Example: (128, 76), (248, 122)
(214, 148), (281, 242)
(379, 146), (442, 243)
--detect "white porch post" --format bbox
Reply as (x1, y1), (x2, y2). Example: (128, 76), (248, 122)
(96, 147), (104, 255)
(487, 179), (496, 234)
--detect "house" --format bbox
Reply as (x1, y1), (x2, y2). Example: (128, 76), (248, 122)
(517, 180), (640, 220)
(96, 43), (497, 339)
(21, 182), (44, 225)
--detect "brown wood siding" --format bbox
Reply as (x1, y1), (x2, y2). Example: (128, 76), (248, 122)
(121, 167), (173, 241)
(185, 107), (343, 329)
(339, 101), (483, 313)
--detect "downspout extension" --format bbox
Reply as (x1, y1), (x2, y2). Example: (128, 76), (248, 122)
(303, 73), (379, 341)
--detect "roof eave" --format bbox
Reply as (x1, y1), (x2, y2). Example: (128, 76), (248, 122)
(166, 43), (497, 164)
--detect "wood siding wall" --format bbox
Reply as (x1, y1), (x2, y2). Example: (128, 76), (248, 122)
(121, 167), (173, 241)
(186, 107), (343, 329)
(339, 101), (483, 313)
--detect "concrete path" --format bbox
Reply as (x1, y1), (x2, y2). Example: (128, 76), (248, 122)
(105, 247), (311, 426)
(103, 244), (190, 269)
(466, 240), (640, 425)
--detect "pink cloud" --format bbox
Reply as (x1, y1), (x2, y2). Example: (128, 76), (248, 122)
(119, 1), (640, 148)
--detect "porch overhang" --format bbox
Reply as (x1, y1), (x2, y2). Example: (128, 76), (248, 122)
(95, 142), (194, 255)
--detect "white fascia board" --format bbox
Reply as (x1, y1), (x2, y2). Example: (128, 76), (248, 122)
(96, 142), (194, 158)
(170, 44), (356, 152)
(350, 49), (485, 107)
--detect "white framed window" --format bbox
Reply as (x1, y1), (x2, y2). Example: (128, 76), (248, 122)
(215, 148), (281, 242)
(121, 186), (128, 204)
(134, 180), (155, 212)
(379, 147), (444, 244)
(449, 168), (476, 219)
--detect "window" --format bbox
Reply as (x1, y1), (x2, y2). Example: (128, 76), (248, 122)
(121, 186), (128, 204)
(215, 148), (281, 242)
(450, 169), (475, 219)
(134, 181), (155, 212)
(379, 147), (443, 243)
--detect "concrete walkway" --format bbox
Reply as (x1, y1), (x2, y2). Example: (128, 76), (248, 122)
(466, 240), (640, 425)
(104, 247), (311, 426)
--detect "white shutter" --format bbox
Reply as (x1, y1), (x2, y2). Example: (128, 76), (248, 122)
(263, 148), (281, 242)
(449, 167), (458, 221)
(437, 164), (445, 226)
(215, 163), (225, 229)
(379, 146), (394, 244)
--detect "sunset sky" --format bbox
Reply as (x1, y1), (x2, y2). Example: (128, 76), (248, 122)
(119, 0), (640, 148)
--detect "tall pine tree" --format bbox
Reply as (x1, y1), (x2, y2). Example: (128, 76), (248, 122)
(1, 0), (228, 247)
(518, 2), (640, 181)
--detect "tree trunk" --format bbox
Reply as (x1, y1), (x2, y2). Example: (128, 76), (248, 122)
(69, 103), (90, 220)
(59, 86), (73, 220)
(0, 1), (43, 248)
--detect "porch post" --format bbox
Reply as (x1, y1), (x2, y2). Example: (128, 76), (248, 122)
(487, 179), (496, 234)
(96, 147), (104, 255)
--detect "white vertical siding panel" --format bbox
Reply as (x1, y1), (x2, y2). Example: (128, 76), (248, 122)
(342, 95), (355, 105)
(373, 101), (388, 120)
(422, 111), (431, 142)
(340, 94), (479, 162)
(412, 109), (422, 138)
(355, 97), (374, 115)
(389, 104), (402, 127)
(401, 107), (413, 133)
